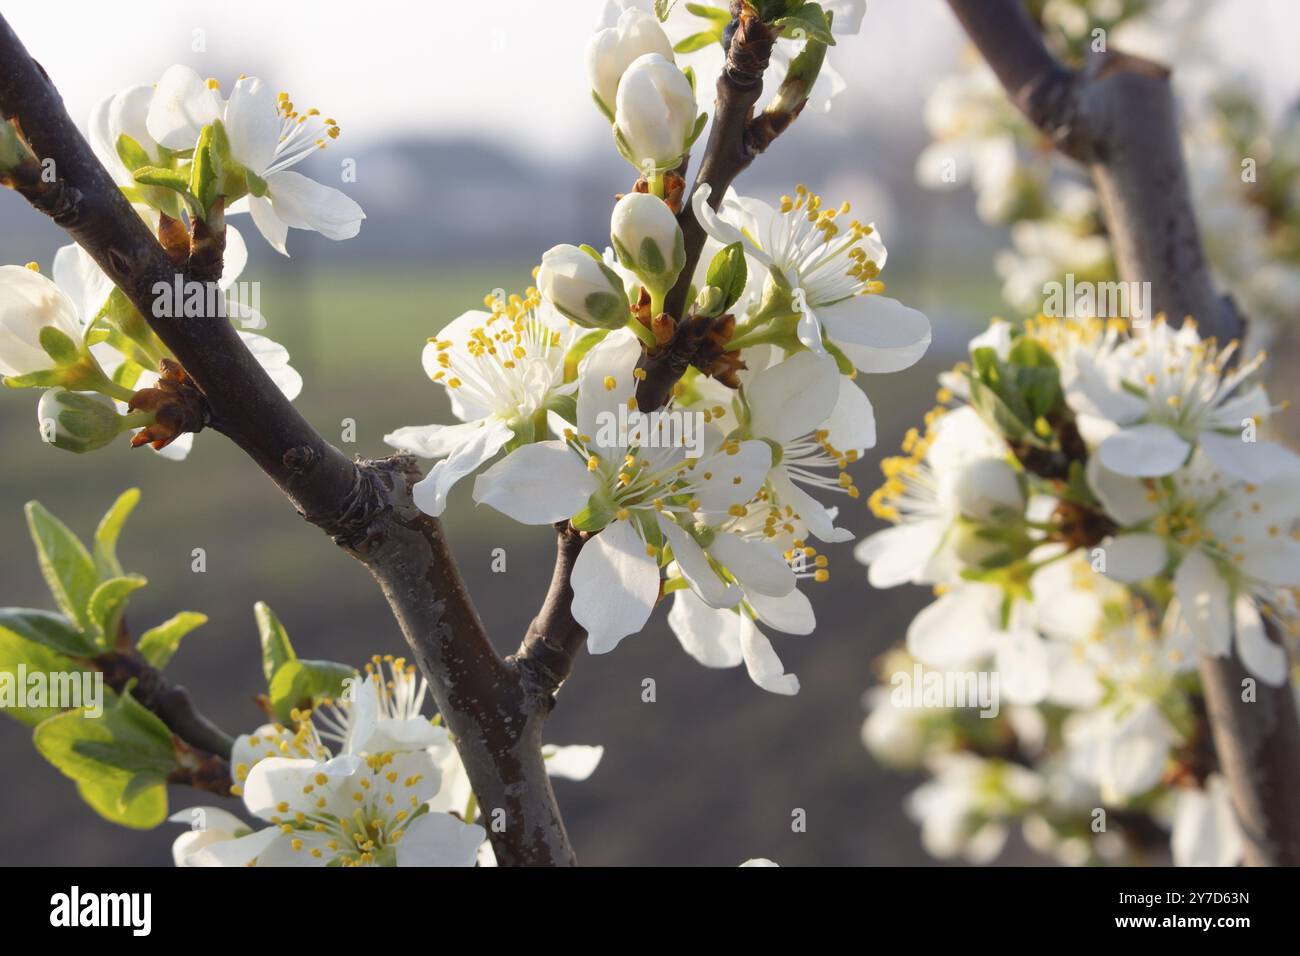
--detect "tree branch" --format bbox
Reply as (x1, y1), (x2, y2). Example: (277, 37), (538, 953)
(948, 0), (1300, 865)
(0, 15), (570, 866)
(513, 524), (589, 698)
(638, 1), (786, 411)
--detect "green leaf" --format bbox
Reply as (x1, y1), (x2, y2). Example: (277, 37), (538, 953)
(132, 165), (191, 193)
(674, 29), (722, 53)
(114, 134), (151, 175)
(86, 575), (148, 647)
(0, 623), (88, 726)
(653, 0), (680, 20)
(686, 2), (732, 25)
(33, 685), (176, 829)
(93, 488), (140, 580)
(25, 501), (98, 633)
(563, 329), (609, 382)
(136, 611), (207, 670)
(774, 2), (836, 45)
(704, 242), (748, 314)
(0, 608), (95, 657)
(255, 601), (296, 686)
(268, 659), (355, 724)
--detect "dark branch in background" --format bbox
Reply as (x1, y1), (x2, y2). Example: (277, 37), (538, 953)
(637, 2), (784, 411)
(0, 15), (570, 866)
(948, 0), (1300, 866)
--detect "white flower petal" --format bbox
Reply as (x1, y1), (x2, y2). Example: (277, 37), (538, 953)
(739, 615), (799, 695)
(1233, 595), (1288, 687)
(223, 76), (279, 174)
(667, 588), (743, 667)
(659, 515), (738, 608)
(1098, 422), (1191, 477)
(708, 531), (795, 597)
(816, 295), (931, 374)
(265, 170), (365, 241)
(470, 437), (594, 523)
(746, 586), (815, 635)
(146, 64), (222, 150)
(541, 744), (605, 781)
(855, 520), (947, 588)
(395, 813), (485, 867)
(746, 350), (840, 443)
(1174, 550), (1232, 657)
(1099, 533), (1166, 583)
(572, 518), (660, 653)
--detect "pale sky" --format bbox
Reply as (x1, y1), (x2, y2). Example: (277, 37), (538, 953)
(7, 0), (1300, 161)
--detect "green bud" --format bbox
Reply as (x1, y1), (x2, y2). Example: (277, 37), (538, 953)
(36, 388), (125, 453)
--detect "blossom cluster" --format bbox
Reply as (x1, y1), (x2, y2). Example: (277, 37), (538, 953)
(0, 65), (365, 457)
(858, 312), (1299, 865)
(386, 0), (928, 693)
(172, 655), (601, 867)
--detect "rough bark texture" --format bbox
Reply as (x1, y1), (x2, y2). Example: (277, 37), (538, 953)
(0, 15), (570, 866)
(948, 0), (1300, 865)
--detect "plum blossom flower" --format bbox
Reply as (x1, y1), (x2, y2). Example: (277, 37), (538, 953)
(385, 290), (577, 516)
(1087, 451), (1300, 686)
(734, 350), (876, 544)
(145, 65), (364, 254)
(856, 405), (1021, 588)
(1069, 319), (1279, 480)
(906, 752), (1044, 863)
(472, 330), (780, 652)
(692, 184), (931, 373)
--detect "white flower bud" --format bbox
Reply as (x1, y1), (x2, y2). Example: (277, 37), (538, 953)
(37, 387), (123, 453)
(610, 192), (685, 296)
(614, 53), (697, 173)
(953, 457), (1024, 521)
(586, 8), (675, 116)
(0, 264), (83, 377)
(537, 244), (630, 330)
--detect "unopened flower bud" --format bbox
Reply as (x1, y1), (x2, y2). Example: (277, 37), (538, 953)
(954, 458), (1024, 522)
(37, 388), (123, 453)
(610, 192), (684, 298)
(587, 9), (675, 117)
(614, 54), (697, 173)
(0, 264), (84, 378)
(537, 244), (630, 330)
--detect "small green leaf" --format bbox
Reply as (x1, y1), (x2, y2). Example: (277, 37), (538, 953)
(0, 608), (95, 657)
(674, 29), (721, 53)
(704, 242), (748, 314)
(93, 488), (140, 580)
(774, 2), (836, 44)
(255, 601), (296, 686)
(132, 165), (191, 192)
(136, 611), (207, 669)
(115, 134), (151, 174)
(686, 2), (732, 25)
(0, 623), (88, 726)
(269, 659), (355, 724)
(87, 575), (148, 647)
(25, 501), (98, 633)
(33, 685), (176, 829)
